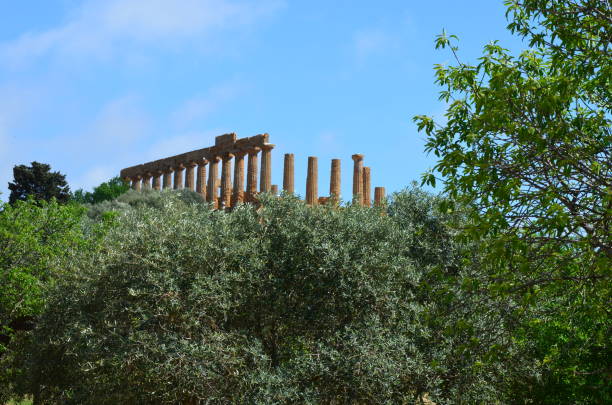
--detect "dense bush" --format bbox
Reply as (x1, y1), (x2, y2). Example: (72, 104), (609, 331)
(15, 190), (523, 404)
(0, 198), (109, 403)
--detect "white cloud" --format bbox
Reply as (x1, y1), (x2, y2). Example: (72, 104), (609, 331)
(353, 29), (392, 62)
(1, 0), (283, 66)
(171, 80), (243, 127)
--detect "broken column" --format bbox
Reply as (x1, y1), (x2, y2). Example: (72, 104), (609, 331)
(207, 156), (220, 208)
(283, 153), (294, 194)
(306, 156), (318, 205)
(260, 144), (274, 193)
(330, 158), (341, 202)
(232, 152), (245, 206)
(352, 154), (364, 205)
(246, 148), (260, 201)
(221, 153), (233, 208)
(362, 167), (371, 207)
(374, 187), (386, 207)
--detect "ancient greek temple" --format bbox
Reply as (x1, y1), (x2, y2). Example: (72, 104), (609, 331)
(120, 133), (385, 209)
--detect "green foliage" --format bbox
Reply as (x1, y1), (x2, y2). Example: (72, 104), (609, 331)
(0, 198), (110, 403)
(415, 1), (611, 402)
(8, 162), (71, 205)
(17, 190), (518, 404)
(71, 176), (130, 204)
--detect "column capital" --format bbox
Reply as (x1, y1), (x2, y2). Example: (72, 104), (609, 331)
(185, 161), (197, 168)
(261, 143), (275, 151)
(223, 152), (235, 159)
(196, 158), (209, 166)
(352, 154), (364, 162)
(133, 174), (142, 180)
(248, 147), (261, 155)
(163, 166), (173, 174)
(175, 163), (186, 170)
(209, 155), (221, 163)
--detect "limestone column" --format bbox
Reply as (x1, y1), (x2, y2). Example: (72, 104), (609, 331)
(196, 159), (208, 200)
(163, 167), (173, 189)
(131, 175), (141, 191)
(351, 154), (364, 205)
(173, 164), (185, 190)
(207, 156), (220, 208)
(283, 153), (294, 194)
(185, 162), (196, 191)
(142, 173), (152, 190)
(362, 167), (371, 207)
(152, 170), (162, 190)
(374, 187), (386, 207)
(232, 152), (245, 207)
(271, 184), (279, 195)
(260, 144), (274, 193)
(220, 153), (234, 208)
(330, 159), (341, 201)
(306, 156), (318, 205)
(246, 148), (260, 201)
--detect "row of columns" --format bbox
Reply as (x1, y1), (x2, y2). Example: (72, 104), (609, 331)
(128, 149), (385, 208)
(128, 145), (273, 209)
(301, 154), (385, 207)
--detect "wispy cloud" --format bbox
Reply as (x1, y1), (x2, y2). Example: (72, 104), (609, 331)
(352, 29), (392, 63)
(1, 0), (284, 67)
(171, 80), (244, 128)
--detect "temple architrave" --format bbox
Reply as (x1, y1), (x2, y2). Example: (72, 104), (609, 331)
(120, 133), (385, 208)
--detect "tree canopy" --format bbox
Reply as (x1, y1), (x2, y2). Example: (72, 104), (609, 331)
(71, 176), (130, 204)
(8, 162), (71, 205)
(414, 0), (611, 401)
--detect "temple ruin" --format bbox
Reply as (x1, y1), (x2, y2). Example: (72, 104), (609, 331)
(120, 133), (385, 209)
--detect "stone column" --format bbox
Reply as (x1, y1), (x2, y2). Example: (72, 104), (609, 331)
(220, 153), (233, 209)
(152, 170), (162, 190)
(283, 153), (294, 194)
(330, 159), (341, 201)
(142, 173), (152, 190)
(246, 148), (260, 201)
(185, 162), (196, 191)
(271, 184), (279, 195)
(260, 144), (273, 193)
(374, 187), (386, 207)
(232, 152), (245, 207)
(173, 164), (185, 190)
(207, 156), (220, 208)
(131, 175), (142, 191)
(306, 156), (318, 205)
(196, 159), (208, 199)
(362, 167), (371, 207)
(163, 167), (173, 189)
(351, 154), (364, 205)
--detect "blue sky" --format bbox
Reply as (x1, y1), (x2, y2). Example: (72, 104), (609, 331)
(0, 0), (525, 201)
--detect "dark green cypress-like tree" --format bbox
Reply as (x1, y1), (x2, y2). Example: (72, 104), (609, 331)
(8, 162), (71, 204)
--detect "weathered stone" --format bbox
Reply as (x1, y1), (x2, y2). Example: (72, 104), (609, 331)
(185, 161), (196, 191)
(232, 152), (245, 207)
(221, 153), (234, 209)
(283, 153), (294, 194)
(173, 164), (185, 190)
(352, 154), (364, 205)
(207, 157), (220, 208)
(260, 144), (274, 193)
(131, 175), (142, 191)
(152, 170), (162, 190)
(247, 148), (260, 201)
(196, 159), (207, 198)
(362, 167), (371, 207)
(163, 167), (172, 189)
(330, 158), (341, 201)
(306, 156), (318, 205)
(374, 186), (386, 207)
